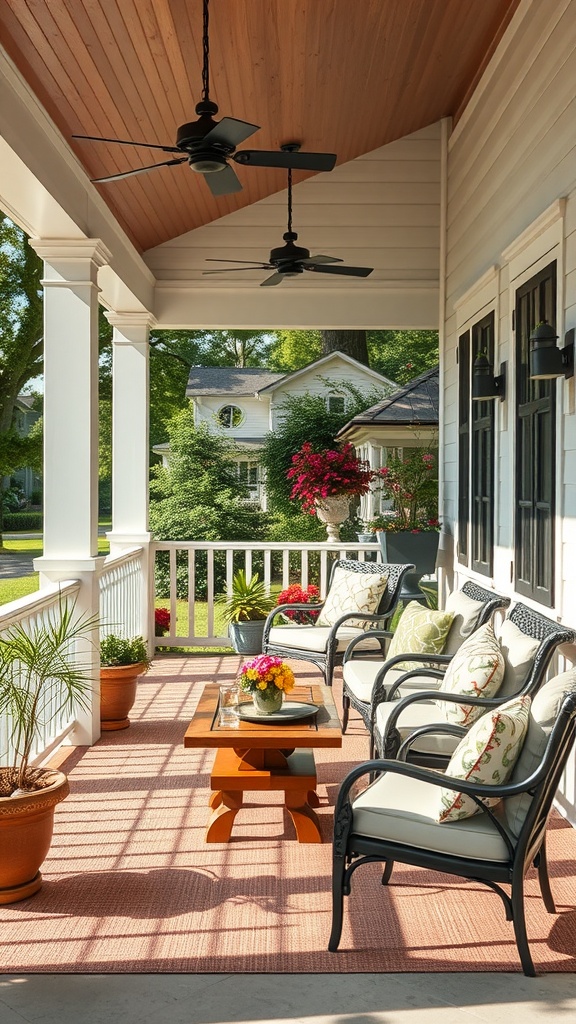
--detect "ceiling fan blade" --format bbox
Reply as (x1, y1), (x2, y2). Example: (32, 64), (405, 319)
(203, 266), (272, 274)
(73, 134), (180, 153)
(260, 272), (286, 287)
(205, 258), (272, 265)
(204, 117), (260, 149)
(234, 150), (336, 171)
(91, 157), (188, 183)
(300, 255), (343, 265)
(304, 264), (374, 278)
(205, 163), (243, 196)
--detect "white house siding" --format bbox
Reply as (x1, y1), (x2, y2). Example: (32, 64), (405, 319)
(194, 395), (271, 439)
(442, 0), (576, 822)
(269, 362), (389, 431)
(145, 125), (441, 331)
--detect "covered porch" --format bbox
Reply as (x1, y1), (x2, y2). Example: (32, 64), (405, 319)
(2, 652), (576, 977)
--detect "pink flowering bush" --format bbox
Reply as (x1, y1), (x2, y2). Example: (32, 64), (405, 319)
(376, 448), (439, 532)
(287, 442), (373, 515)
(155, 607), (171, 636)
(238, 654), (296, 696)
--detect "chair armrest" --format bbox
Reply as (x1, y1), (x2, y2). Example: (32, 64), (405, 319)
(397, 722), (466, 760)
(343, 629), (394, 662)
(262, 601), (325, 643)
(369, 656), (446, 716)
(377, 687), (517, 752)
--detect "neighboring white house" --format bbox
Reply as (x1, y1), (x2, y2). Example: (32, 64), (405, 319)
(7, 395), (42, 503)
(171, 350), (396, 506)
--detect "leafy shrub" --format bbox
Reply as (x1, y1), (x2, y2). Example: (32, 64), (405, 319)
(3, 511), (42, 531)
(100, 634), (150, 667)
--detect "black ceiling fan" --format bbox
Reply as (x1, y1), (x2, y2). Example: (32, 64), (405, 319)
(203, 150), (374, 286)
(72, 0), (336, 196)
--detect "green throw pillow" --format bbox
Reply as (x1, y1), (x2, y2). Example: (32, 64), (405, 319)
(387, 600), (454, 670)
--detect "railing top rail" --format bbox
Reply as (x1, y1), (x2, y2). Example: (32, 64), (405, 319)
(150, 540), (380, 552)
(0, 579), (81, 630)
(100, 546), (144, 574)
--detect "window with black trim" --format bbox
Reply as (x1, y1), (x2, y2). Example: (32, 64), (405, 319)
(471, 312), (495, 576)
(457, 331), (470, 565)
(514, 262), (556, 606)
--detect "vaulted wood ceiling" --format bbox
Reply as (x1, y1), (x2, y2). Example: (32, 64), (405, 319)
(0, 0), (520, 254)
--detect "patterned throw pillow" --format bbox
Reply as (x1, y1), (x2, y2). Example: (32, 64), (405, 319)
(435, 694), (531, 823)
(436, 622), (505, 726)
(386, 600), (454, 670)
(316, 567), (388, 628)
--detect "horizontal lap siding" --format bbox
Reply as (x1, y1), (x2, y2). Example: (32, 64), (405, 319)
(444, 0), (576, 821)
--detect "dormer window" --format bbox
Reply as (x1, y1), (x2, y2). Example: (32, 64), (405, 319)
(327, 393), (346, 415)
(218, 404), (243, 428)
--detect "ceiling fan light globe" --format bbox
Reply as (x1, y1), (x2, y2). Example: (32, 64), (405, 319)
(188, 155), (227, 173)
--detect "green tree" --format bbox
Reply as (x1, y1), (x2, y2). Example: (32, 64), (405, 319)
(260, 382), (387, 540)
(0, 216), (44, 543)
(268, 330), (321, 372)
(367, 330), (439, 384)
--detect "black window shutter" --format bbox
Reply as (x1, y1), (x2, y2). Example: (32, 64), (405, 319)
(457, 332), (470, 564)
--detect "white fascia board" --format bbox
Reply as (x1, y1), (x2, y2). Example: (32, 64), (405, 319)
(0, 48), (154, 314)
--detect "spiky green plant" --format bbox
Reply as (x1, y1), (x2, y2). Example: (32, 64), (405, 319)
(0, 599), (99, 793)
(217, 570), (275, 624)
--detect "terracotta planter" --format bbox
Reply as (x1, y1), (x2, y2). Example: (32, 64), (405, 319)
(0, 768), (69, 904)
(100, 662), (147, 731)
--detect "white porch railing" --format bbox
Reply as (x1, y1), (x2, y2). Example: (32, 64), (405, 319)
(98, 546), (145, 641)
(151, 540), (382, 649)
(0, 580), (81, 768)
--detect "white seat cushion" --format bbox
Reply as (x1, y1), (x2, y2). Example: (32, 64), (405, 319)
(343, 660), (441, 705)
(375, 698), (460, 756)
(267, 624), (381, 655)
(352, 770), (510, 861)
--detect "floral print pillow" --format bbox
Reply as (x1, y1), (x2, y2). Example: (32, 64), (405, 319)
(436, 694), (531, 823)
(436, 622), (505, 726)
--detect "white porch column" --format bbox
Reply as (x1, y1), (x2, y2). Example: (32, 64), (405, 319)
(30, 238), (110, 745)
(105, 312), (154, 642)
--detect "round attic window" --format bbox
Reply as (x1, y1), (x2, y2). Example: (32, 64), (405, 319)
(218, 404), (243, 428)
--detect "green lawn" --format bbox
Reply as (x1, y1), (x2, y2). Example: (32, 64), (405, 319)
(0, 531), (110, 607)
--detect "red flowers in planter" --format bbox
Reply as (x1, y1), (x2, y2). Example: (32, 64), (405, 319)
(155, 607), (171, 636)
(277, 583), (321, 624)
(287, 442), (373, 514)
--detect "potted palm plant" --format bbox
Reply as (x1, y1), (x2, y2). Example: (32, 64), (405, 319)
(99, 634), (150, 731)
(0, 598), (97, 903)
(218, 570), (275, 655)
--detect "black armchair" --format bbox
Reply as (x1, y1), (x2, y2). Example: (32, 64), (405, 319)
(329, 671), (576, 976)
(262, 559), (414, 686)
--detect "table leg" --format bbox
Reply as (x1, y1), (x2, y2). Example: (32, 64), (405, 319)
(206, 790), (243, 842)
(285, 789), (322, 843)
(307, 789), (321, 808)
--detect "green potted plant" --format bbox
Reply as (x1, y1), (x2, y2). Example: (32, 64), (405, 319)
(375, 448), (441, 592)
(0, 599), (97, 903)
(99, 634), (150, 732)
(218, 570), (275, 655)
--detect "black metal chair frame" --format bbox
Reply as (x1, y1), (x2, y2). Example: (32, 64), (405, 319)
(341, 581), (511, 734)
(328, 689), (576, 976)
(262, 560), (415, 686)
(373, 602), (576, 768)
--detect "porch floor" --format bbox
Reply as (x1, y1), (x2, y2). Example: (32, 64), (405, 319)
(1, 655), (576, 1016)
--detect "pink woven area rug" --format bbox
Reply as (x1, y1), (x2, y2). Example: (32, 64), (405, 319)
(1, 655), (576, 974)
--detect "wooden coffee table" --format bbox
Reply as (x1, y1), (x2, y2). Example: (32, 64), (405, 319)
(184, 683), (342, 843)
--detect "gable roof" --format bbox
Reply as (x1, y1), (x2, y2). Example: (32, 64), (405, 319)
(186, 367), (283, 398)
(255, 351), (397, 395)
(336, 366), (439, 438)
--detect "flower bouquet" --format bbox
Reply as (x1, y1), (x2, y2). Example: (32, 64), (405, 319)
(276, 583), (321, 624)
(237, 654), (296, 714)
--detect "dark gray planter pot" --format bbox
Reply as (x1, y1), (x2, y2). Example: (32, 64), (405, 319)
(377, 530), (440, 600)
(228, 619), (266, 656)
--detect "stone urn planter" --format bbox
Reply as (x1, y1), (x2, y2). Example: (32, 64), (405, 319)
(315, 495), (351, 542)
(0, 769), (69, 904)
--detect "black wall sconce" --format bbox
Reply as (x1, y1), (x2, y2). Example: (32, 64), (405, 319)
(472, 353), (506, 401)
(529, 322), (574, 380)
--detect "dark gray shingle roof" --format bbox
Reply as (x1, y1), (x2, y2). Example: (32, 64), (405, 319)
(186, 366), (283, 397)
(336, 365), (439, 432)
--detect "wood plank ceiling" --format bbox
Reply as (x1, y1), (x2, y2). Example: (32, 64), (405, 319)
(0, 0), (520, 254)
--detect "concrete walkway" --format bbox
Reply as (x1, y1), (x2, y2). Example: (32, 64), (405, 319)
(0, 972), (575, 1024)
